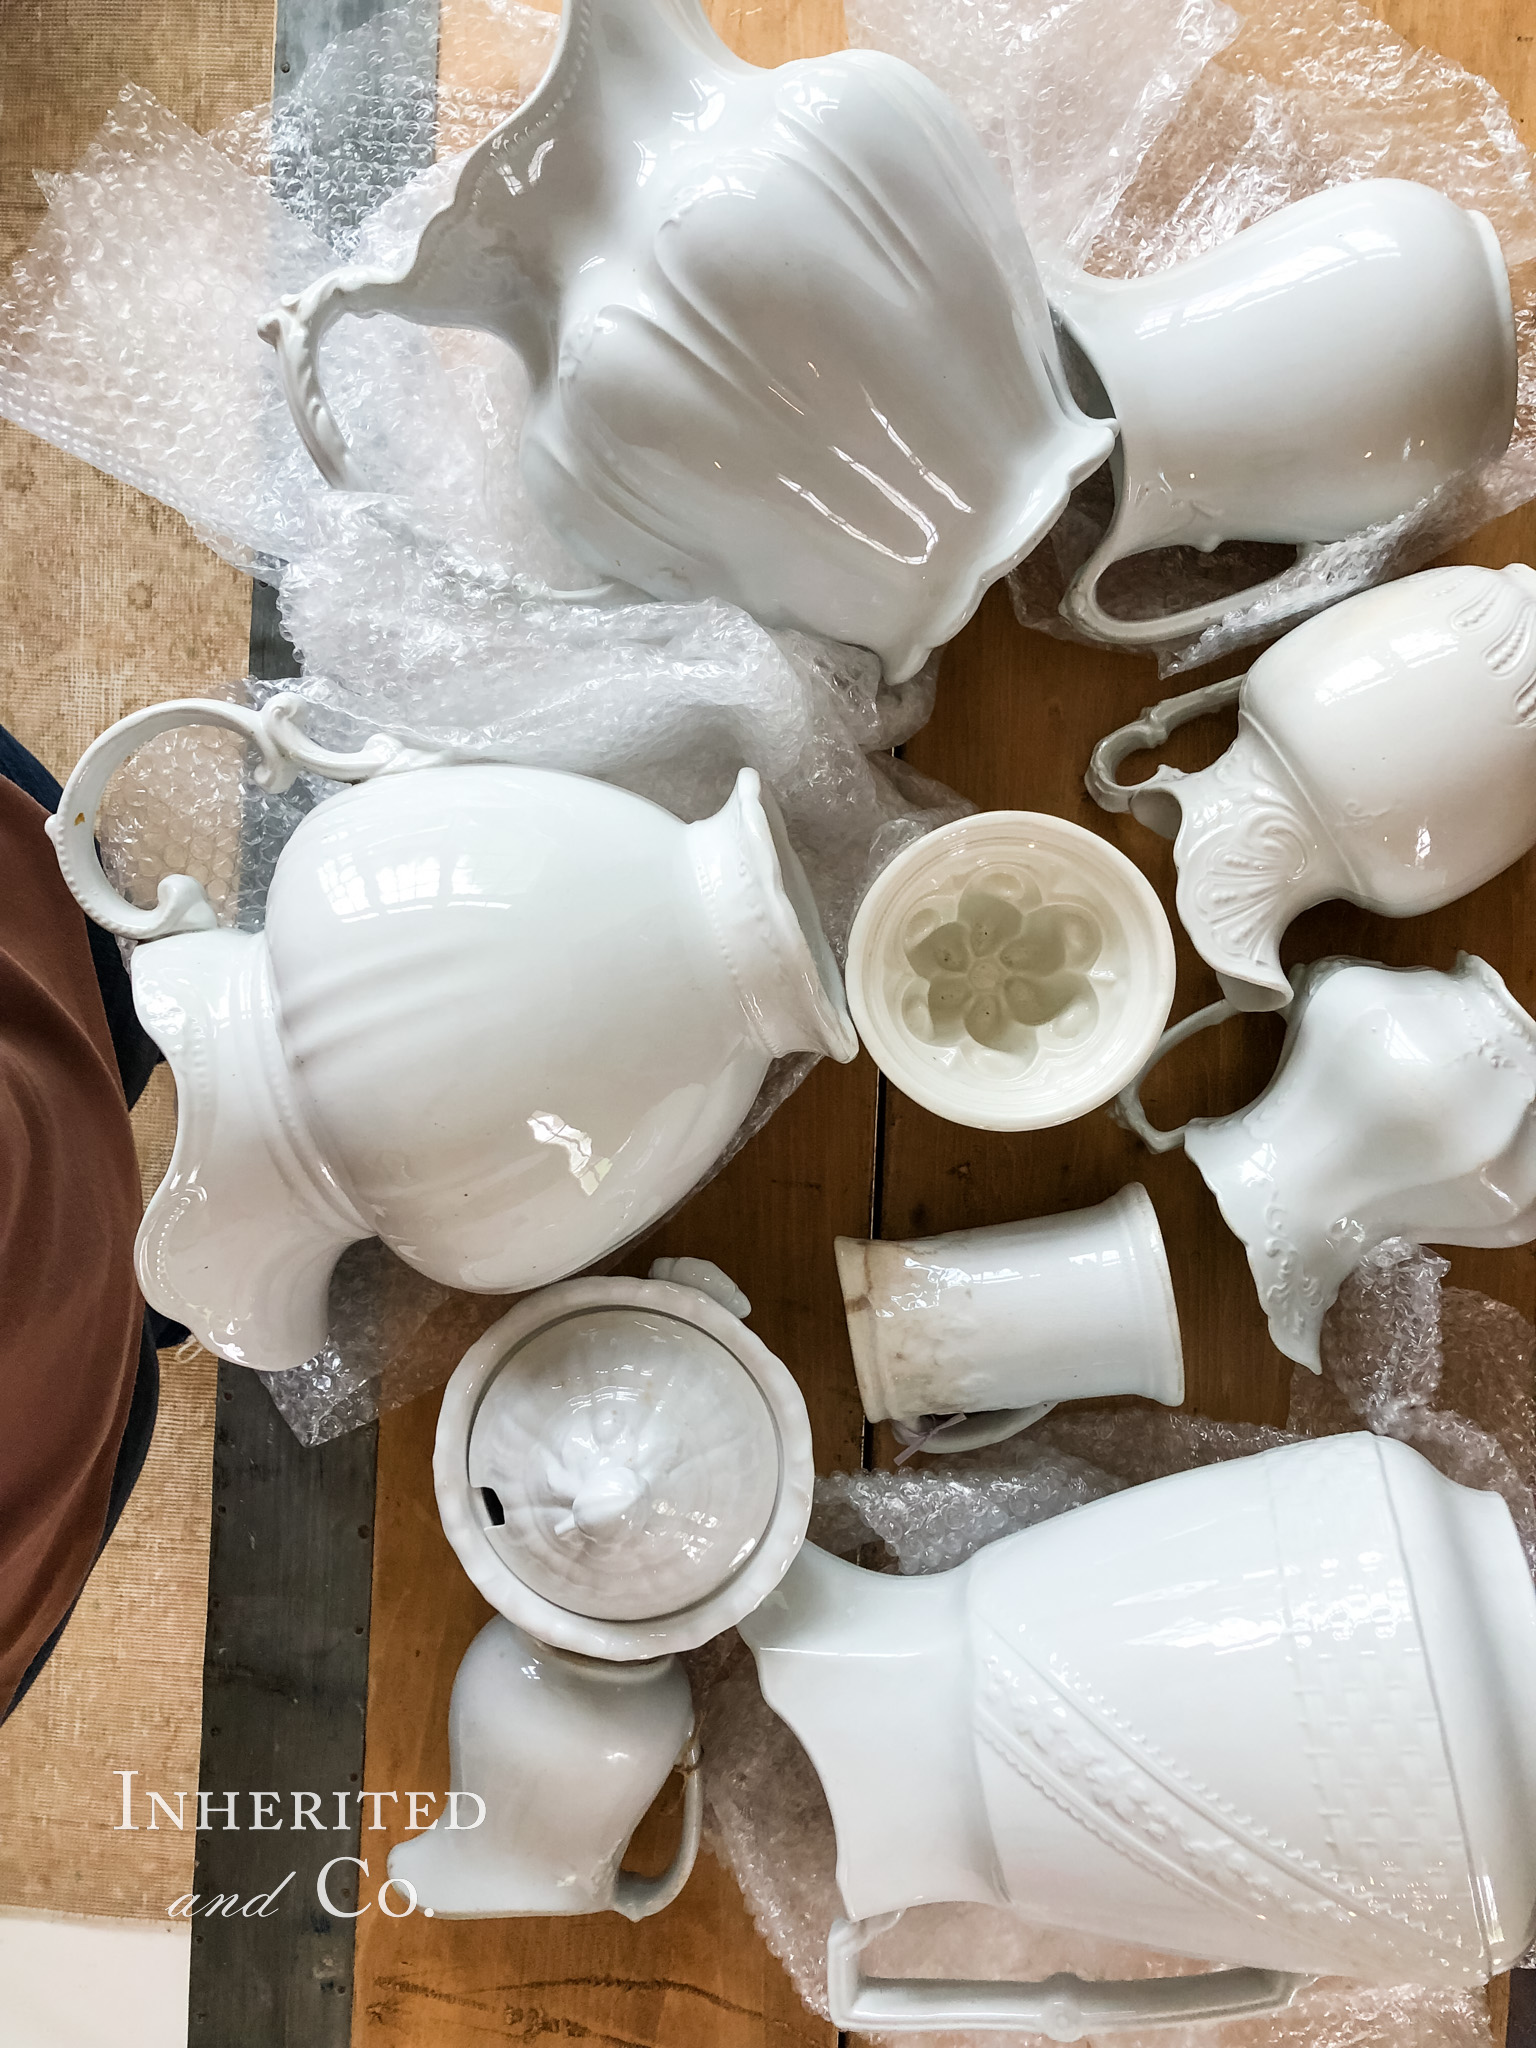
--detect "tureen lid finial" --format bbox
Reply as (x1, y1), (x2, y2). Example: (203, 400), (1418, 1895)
(447, 1273), (814, 1655)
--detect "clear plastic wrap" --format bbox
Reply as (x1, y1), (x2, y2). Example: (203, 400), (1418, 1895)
(7, 7), (968, 1441)
(1292, 1238), (1536, 1568)
(257, 1241), (452, 1447)
(698, 1252), (1536, 2042)
(5, 0), (1533, 686)
(847, 0), (1536, 671)
(984, 0), (1536, 673)
(274, 519), (965, 948)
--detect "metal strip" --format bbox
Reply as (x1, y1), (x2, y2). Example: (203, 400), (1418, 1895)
(1511, 1971), (1536, 2048)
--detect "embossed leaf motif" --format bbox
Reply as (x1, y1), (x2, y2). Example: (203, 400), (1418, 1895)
(907, 892), (1100, 1052)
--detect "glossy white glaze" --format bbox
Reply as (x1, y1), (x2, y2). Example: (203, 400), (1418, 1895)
(435, 1267), (814, 1658)
(258, 0), (1112, 681)
(836, 1184), (1183, 1442)
(469, 1307), (781, 1621)
(1054, 181), (1516, 645)
(846, 813), (1175, 1131)
(387, 1616), (700, 1920)
(51, 696), (854, 1370)
(741, 1435), (1536, 2028)
(1116, 955), (1536, 1368)
(1088, 563), (1536, 1008)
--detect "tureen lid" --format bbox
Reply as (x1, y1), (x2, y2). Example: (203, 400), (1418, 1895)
(436, 1267), (814, 1658)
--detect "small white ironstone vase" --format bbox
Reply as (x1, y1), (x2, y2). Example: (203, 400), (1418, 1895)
(835, 1184), (1183, 1450)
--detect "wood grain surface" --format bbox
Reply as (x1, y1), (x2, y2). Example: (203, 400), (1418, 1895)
(348, 2), (1535, 2045)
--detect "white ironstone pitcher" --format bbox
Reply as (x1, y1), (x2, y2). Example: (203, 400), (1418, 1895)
(49, 696), (854, 1372)
(388, 1615), (700, 1920)
(1088, 562), (1536, 1008)
(259, 0), (1112, 682)
(741, 1434), (1536, 2036)
(1114, 954), (1536, 1368)
(1053, 181), (1515, 647)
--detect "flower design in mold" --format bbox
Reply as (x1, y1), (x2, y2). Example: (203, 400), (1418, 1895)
(903, 876), (1101, 1056)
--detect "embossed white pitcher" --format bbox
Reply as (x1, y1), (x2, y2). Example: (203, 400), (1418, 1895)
(389, 1615), (701, 1920)
(49, 696), (854, 1371)
(1114, 955), (1536, 1368)
(1088, 562), (1536, 1008)
(259, 0), (1112, 681)
(741, 1434), (1536, 2036)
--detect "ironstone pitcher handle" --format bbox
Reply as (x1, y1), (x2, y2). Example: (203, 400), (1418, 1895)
(1063, 542), (1328, 651)
(610, 1734), (704, 1924)
(1086, 673), (1245, 816)
(1108, 997), (1239, 1153)
(827, 1916), (1308, 2039)
(258, 267), (412, 491)
(48, 693), (453, 941)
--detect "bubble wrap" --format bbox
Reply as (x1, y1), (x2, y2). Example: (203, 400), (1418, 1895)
(1293, 1239), (1536, 1570)
(0, 7), (970, 1443)
(276, 509), (963, 946)
(257, 1240), (452, 1449)
(699, 1258), (1536, 2043)
(847, 0), (1536, 674)
(5, 0), (1533, 688)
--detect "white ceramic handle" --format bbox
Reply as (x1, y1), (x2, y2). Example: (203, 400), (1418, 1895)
(47, 698), (300, 942)
(828, 1916), (1307, 2039)
(610, 1737), (704, 1923)
(48, 693), (450, 941)
(1108, 998), (1238, 1153)
(1065, 543), (1326, 651)
(258, 267), (414, 491)
(1086, 673), (1245, 815)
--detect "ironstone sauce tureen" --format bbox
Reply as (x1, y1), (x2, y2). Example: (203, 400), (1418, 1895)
(433, 1262), (815, 1660)
(386, 1261), (815, 1922)
(49, 696), (855, 1372)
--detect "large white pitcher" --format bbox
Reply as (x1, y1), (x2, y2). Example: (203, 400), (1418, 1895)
(1054, 181), (1515, 647)
(741, 1434), (1536, 2036)
(258, 0), (1111, 681)
(49, 696), (854, 1371)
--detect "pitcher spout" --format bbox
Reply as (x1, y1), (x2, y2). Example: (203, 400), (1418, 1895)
(131, 928), (371, 1371)
(686, 768), (857, 1062)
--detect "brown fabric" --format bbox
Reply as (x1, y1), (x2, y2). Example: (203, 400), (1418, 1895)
(0, 777), (144, 1717)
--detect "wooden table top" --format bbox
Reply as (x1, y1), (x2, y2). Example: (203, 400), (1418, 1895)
(348, 3), (1536, 2044)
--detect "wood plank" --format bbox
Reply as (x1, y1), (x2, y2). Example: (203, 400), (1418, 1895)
(188, 1365), (379, 2045)
(188, 604), (380, 2046)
